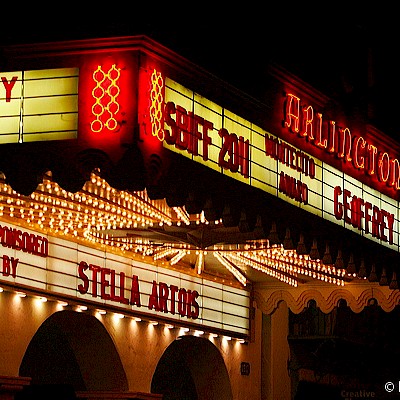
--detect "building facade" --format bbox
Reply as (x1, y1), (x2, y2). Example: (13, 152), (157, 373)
(0, 36), (399, 399)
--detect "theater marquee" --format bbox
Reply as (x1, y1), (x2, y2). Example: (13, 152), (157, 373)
(1, 51), (399, 256)
(0, 222), (250, 336)
(146, 74), (400, 253)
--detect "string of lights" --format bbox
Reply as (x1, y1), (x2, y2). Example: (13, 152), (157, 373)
(0, 172), (346, 288)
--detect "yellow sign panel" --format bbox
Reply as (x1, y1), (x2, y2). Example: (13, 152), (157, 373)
(0, 67), (79, 143)
(164, 77), (400, 253)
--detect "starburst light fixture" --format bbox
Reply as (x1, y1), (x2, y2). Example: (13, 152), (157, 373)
(147, 242), (346, 288)
(0, 172), (346, 288)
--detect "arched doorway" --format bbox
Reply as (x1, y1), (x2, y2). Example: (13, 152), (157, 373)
(151, 335), (233, 400)
(16, 310), (128, 399)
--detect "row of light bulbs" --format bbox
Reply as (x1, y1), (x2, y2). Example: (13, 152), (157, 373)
(148, 242), (347, 287)
(0, 286), (246, 343)
(0, 172), (349, 288)
(0, 172), (190, 236)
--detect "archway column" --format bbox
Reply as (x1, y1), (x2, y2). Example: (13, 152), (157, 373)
(0, 376), (31, 400)
(261, 301), (291, 400)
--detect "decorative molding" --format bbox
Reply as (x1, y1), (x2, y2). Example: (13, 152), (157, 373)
(254, 282), (400, 314)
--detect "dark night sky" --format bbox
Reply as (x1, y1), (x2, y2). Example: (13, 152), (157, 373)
(1, 7), (397, 137)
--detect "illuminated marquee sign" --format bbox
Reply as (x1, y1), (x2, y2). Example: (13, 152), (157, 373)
(0, 68), (79, 143)
(283, 93), (400, 192)
(281, 93), (399, 247)
(0, 222), (250, 335)
(140, 71), (400, 252)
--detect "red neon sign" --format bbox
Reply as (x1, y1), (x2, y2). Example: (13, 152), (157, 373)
(78, 54), (136, 160)
(91, 64), (121, 133)
(149, 69), (165, 142)
(283, 93), (400, 193)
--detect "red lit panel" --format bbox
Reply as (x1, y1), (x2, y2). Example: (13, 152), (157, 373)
(91, 64), (121, 133)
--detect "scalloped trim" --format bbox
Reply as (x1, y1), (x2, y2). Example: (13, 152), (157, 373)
(254, 283), (400, 314)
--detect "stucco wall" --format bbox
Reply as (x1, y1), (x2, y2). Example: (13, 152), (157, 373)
(0, 289), (262, 399)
